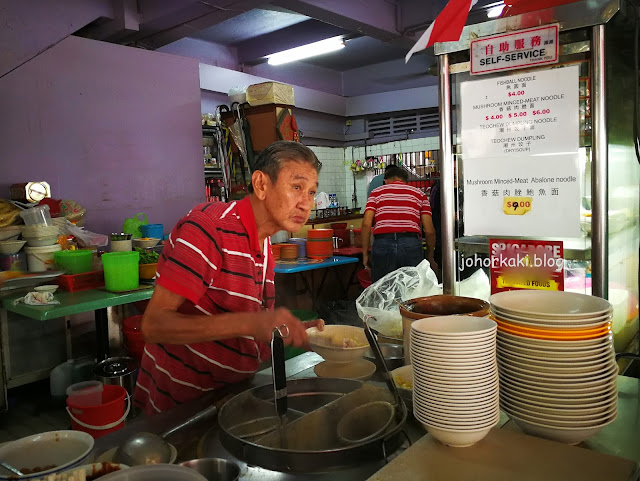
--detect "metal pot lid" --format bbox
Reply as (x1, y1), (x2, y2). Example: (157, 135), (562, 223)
(95, 356), (139, 377)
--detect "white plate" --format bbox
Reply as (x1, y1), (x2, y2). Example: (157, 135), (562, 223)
(496, 336), (613, 357)
(489, 291), (612, 318)
(500, 386), (617, 409)
(491, 308), (612, 326)
(411, 316), (497, 336)
(497, 353), (614, 376)
(496, 344), (613, 365)
(500, 378), (617, 401)
(502, 402), (617, 426)
(498, 369), (617, 393)
(500, 391), (618, 417)
(497, 330), (613, 348)
(498, 356), (616, 379)
(97, 443), (178, 465)
(506, 411), (615, 445)
(492, 312), (612, 330)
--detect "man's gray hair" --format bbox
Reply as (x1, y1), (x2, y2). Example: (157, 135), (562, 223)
(249, 141), (322, 192)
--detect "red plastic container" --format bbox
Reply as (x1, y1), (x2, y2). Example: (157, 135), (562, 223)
(67, 384), (127, 439)
(357, 268), (372, 288)
(122, 315), (145, 360)
(56, 270), (105, 292)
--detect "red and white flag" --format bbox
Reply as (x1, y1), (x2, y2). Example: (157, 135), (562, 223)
(405, 0), (478, 63)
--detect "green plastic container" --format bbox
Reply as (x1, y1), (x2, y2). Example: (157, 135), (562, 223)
(101, 251), (139, 292)
(54, 250), (93, 274)
(285, 309), (319, 360)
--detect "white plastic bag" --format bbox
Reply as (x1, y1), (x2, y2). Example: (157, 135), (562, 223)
(356, 261), (491, 338)
(356, 260), (439, 338)
(315, 192), (330, 209)
(66, 221), (108, 247)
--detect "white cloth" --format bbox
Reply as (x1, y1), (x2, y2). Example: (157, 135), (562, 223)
(13, 291), (59, 306)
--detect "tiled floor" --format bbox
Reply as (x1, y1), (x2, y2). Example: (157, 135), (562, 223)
(0, 379), (70, 443)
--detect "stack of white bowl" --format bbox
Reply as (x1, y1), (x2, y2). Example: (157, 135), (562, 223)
(491, 290), (617, 445)
(410, 315), (500, 447)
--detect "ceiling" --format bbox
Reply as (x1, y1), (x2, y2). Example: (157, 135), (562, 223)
(75, 0), (504, 97)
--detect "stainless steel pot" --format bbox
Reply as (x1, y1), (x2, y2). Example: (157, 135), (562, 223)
(95, 356), (139, 397)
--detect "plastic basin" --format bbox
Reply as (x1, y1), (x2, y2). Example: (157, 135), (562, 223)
(102, 251), (139, 292)
(55, 250), (93, 274)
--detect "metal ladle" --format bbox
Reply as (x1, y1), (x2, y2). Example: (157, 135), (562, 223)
(114, 403), (218, 466)
(0, 461), (22, 476)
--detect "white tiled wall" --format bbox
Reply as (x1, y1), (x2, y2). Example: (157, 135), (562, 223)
(309, 136), (440, 210)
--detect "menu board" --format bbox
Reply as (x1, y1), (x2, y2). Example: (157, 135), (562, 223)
(460, 65), (581, 237)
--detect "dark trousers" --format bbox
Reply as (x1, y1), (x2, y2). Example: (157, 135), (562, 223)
(371, 236), (424, 282)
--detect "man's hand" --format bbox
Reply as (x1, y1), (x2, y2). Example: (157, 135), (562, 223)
(362, 252), (370, 269)
(253, 308), (325, 349)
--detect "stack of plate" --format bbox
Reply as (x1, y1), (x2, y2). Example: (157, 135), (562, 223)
(490, 290), (617, 445)
(410, 315), (499, 447)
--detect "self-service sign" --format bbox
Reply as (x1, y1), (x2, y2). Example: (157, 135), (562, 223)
(489, 239), (564, 294)
(471, 24), (559, 75)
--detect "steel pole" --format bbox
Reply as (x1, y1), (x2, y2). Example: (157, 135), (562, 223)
(438, 54), (455, 294)
(591, 24), (608, 299)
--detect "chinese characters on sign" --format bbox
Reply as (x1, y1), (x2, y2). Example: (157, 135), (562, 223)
(461, 65), (581, 237)
(471, 25), (559, 75)
(489, 239), (564, 294)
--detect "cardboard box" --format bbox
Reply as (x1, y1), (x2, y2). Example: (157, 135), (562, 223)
(246, 82), (295, 106)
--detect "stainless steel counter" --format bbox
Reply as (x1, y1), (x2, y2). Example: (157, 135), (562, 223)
(92, 352), (640, 480)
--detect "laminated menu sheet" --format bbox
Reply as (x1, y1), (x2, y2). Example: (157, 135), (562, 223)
(367, 427), (639, 481)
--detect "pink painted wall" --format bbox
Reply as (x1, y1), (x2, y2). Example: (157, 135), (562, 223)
(0, 35), (204, 236)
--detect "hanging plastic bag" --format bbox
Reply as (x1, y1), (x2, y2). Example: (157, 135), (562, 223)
(66, 221), (109, 247)
(356, 260), (440, 338)
(122, 213), (148, 238)
(356, 262), (491, 338)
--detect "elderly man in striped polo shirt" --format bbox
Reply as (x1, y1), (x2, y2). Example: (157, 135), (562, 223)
(134, 141), (324, 415)
(362, 165), (437, 282)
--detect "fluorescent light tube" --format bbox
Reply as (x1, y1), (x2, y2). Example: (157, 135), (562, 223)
(487, 4), (504, 17)
(267, 36), (345, 66)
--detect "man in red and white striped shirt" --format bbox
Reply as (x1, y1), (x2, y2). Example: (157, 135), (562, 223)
(134, 141), (323, 415)
(362, 165), (437, 282)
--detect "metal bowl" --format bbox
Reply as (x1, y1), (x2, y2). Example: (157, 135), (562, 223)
(179, 458), (240, 481)
(363, 343), (404, 371)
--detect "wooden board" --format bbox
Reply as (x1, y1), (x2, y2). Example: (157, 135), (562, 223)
(368, 428), (639, 481)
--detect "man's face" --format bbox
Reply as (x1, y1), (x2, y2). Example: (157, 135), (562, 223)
(264, 160), (318, 232)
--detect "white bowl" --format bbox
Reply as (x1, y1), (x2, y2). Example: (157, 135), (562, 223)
(0, 240), (26, 254)
(490, 291), (612, 318)
(99, 464), (207, 481)
(496, 347), (613, 367)
(34, 284), (59, 293)
(0, 430), (94, 480)
(411, 316), (497, 336)
(0, 226), (22, 241)
(307, 325), (369, 363)
(132, 238), (160, 248)
(424, 424), (494, 447)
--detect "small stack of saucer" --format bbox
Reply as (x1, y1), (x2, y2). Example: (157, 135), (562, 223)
(490, 290), (617, 445)
(410, 315), (499, 447)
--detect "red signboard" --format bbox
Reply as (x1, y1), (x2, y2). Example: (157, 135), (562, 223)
(489, 239), (564, 294)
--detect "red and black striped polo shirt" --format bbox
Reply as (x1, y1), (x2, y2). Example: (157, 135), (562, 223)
(133, 197), (274, 415)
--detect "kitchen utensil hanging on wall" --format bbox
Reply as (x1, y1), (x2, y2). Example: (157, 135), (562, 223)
(238, 103), (256, 172)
